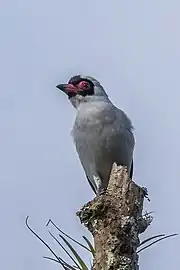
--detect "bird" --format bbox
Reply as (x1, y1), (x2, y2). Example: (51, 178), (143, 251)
(56, 75), (135, 195)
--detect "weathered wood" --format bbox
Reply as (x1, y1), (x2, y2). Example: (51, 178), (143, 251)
(77, 164), (150, 270)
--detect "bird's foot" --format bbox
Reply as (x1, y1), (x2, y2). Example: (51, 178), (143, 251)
(97, 188), (106, 196)
(93, 175), (106, 196)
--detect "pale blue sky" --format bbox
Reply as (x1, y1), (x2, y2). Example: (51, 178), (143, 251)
(0, 1), (179, 269)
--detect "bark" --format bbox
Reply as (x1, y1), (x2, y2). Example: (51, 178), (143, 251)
(77, 164), (151, 270)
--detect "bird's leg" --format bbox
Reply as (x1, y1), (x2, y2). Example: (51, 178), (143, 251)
(98, 189), (106, 195)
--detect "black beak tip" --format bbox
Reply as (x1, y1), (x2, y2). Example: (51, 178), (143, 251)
(56, 84), (64, 90)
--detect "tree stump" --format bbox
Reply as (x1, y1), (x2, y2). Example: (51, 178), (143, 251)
(77, 164), (151, 270)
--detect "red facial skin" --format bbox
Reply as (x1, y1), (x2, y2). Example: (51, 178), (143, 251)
(65, 81), (90, 94)
(77, 81), (89, 90)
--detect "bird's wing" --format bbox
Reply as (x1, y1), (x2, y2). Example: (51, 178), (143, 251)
(105, 108), (134, 178)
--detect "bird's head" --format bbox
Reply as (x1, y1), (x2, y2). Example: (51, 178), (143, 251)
(56, 75), (109, 108)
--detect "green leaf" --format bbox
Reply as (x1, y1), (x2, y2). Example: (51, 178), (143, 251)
(49, 231), (82, 269)
(47, 219), (90, 252)
(25, 216), (68, 270)
(43, 256), (77, 270)
(138, 233), (178, 253)
(59, 234), (89, 270)
(82, 236), (95, 257)
(138, 234), (165, 247)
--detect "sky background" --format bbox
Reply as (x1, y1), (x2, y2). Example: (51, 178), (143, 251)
(0, 0), (180, 269)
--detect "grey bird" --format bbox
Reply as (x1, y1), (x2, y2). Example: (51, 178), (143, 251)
(57, 75), (135, 194)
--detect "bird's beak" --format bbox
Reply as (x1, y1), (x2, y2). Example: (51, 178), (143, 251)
(56, 83), (78, 97)
(56, 84), (66, 91)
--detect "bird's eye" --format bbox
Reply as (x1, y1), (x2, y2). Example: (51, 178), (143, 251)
(78, 81), (90, 89)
